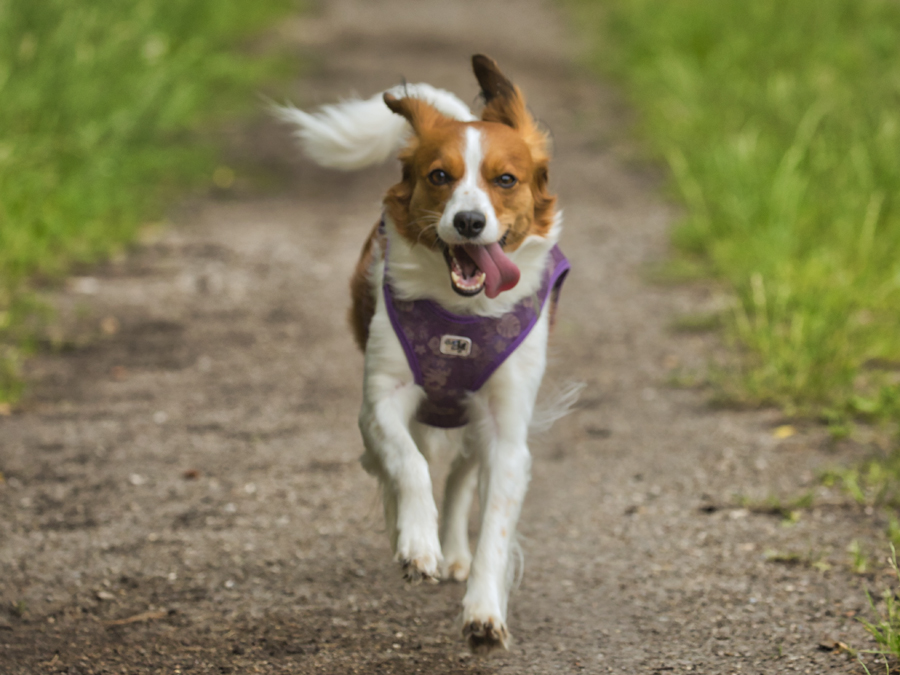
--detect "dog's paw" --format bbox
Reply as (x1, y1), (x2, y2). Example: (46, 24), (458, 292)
(400, 556), (441, 584)
(396, 524), (442, 584)
(442, 553), (471, 582)
(462, 616), (509, 653)
(395, 511), (443, 584)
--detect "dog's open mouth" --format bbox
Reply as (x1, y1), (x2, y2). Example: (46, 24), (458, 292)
(443, 240), (521, 299)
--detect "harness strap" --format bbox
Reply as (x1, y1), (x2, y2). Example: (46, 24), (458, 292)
(381, 222), (569, 428)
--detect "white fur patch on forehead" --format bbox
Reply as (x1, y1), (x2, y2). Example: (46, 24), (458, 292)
(462, 127), (483, 188)
(437, 126), (501, 245)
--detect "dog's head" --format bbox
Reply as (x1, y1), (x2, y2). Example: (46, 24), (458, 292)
(382, 55), (556, 300)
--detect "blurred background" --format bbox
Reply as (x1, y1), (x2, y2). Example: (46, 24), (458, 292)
(0, 0), (298, 399)
(3, 0), (899, 439)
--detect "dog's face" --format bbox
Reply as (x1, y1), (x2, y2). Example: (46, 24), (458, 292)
(383, 56), (556, 299)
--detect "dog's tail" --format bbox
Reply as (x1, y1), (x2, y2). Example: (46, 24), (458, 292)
(273, 83), (476, 171)
(530, 381), (586, 434)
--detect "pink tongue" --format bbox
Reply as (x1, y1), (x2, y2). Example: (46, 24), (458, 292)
(463, 243), (520, 299)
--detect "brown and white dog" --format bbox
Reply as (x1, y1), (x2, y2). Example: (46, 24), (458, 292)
(278, 56), (565, 651)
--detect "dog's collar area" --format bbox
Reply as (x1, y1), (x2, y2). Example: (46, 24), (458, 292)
(382, 225), (569, 428)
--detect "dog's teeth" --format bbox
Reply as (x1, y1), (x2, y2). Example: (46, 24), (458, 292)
(451, 269), (486, 290)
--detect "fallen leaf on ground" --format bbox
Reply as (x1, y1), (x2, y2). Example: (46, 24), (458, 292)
(773, 425), (796, 439)
(0, 403), (11, 416)
(818, 638), (851, 654)
(213, 165), (236, 189)
(70, 277), (99, 295)
(104, 609), (169, 627)
(100, 316), (120, 335)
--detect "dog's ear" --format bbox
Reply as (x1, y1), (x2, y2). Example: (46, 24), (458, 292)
(383, 93), (449, 136)
(473, 55), (556, 232)
(473, 55), (534, 132)
(472, 55), (551, 163)
(473, 54), (517, 106)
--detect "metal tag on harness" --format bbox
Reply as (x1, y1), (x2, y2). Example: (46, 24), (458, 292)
(439, 335), (472, 357)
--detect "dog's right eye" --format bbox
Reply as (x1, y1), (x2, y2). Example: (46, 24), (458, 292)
(428, 169), (450, 186)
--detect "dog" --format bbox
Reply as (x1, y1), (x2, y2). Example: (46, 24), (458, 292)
(278, 55), (568, 652)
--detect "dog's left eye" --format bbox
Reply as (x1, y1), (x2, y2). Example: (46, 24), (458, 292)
(429, 169), (451, 186)
(495, 174), (517, 188)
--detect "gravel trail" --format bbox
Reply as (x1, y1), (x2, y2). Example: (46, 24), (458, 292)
(0, 2), (880, 673)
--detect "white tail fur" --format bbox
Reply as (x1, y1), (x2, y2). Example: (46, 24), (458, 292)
(274, 83), (476, 171)
(530, 381), (586, 434)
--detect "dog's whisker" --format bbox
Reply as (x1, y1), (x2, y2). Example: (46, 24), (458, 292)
(410, 218), (441, 247)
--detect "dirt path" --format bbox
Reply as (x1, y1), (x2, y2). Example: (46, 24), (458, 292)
(0, 2), (885, 673)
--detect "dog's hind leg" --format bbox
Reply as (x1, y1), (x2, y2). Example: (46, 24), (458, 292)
(440, 447), (479, 582)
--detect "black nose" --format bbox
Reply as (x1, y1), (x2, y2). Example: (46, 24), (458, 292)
(452, 210), (486, 238)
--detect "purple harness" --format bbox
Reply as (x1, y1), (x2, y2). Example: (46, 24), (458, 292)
(383, 237), (570, 428)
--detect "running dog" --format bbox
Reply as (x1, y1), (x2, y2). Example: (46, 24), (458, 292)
(277, 55), (568, 651)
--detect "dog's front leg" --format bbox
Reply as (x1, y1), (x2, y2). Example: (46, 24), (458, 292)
(461, 424), (530, 651)
(359, 372), (442, 583)
(460, 311), (549, 651)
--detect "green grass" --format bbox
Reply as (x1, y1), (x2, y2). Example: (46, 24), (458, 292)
(859, 546), (900, 670)
(823, 452), (900, 509)
(0, 0), (298, 401)
(567, 0), (900, 427)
